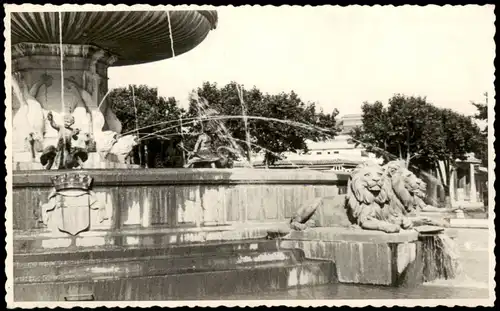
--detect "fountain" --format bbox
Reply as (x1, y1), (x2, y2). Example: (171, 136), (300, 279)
(10, 10), (218, 169)
(9, 9), (465, 303)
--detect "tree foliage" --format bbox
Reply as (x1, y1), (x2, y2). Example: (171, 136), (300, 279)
(107, 85), (186, 166)
(351, 94), (484, 199)
(185, 81), (339, 164)
(472, 102), (488, 122)
(108, 85), (185, 138)
(471, 100), (488, 167)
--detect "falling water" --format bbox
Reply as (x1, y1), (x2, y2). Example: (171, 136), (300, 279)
(421, 234), (462, 282)
(132, 115), (334, 140)
(130, 85), (143, 166)
(150, 131), (302, 169)
(236, 84), (252, 164)
(128, 112), (336, 169)
(191, 94), (254, 168)
(58, 12), (65, 147)
(11, 77), (31, 152)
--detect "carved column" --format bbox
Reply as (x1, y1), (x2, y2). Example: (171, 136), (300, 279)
(469, 163), (477, 203)
(449, 169), (456, 205)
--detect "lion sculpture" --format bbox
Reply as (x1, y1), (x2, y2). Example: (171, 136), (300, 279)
(290, 160), (448, 233)
(344, 162), (413, 233)
(380, 160), (449, 227)
(290, 162), (410, 233)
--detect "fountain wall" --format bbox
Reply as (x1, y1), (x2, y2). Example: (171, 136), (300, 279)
(12, 169), (348, 251)
(12, 168), (457, 296)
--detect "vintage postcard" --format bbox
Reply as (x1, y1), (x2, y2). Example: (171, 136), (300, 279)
(4, 3), (496, 308)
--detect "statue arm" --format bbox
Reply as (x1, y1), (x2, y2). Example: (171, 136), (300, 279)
(72, 128), (80, 140)
(49, 120), (60, 131)
(47, 113), (60, 131)
(193, 135), (206, 153)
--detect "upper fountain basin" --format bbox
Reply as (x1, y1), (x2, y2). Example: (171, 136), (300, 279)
(10, 10), (218, 66)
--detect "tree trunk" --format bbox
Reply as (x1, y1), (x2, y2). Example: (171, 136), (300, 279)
(443, 185), (452, 208)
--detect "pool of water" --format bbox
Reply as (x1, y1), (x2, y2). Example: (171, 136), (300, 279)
(208, 228), (492, 300)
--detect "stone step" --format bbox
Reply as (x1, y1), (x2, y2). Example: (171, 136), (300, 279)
(14, 239), (283, 263)
(13, 224), (289, 254)
(14, 260), (336, 301)
(15, 249), (305, 283)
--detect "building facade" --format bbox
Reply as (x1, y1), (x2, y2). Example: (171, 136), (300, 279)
(241, 114), (381, 170)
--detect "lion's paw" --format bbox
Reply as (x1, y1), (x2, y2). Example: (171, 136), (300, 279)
(401, 218), (413, 229)
(290, 222), (307, 231)
(383, 224), (401, 233)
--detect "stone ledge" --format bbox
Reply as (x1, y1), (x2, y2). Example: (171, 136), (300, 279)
(449, 219), (489, 229)
(13, 223), (291, 254)
(13, 168), (344, 187)
(283, 227), (419, 244)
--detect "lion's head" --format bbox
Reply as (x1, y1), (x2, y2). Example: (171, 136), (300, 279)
(351, 163), (386, 198)
(383, 162), (421, 213)
(346, 163), (387, 222)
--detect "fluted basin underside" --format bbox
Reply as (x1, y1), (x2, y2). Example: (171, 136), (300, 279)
(11, 10), (218, 66)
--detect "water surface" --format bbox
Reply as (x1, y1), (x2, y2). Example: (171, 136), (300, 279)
(209, 228), (491, 300)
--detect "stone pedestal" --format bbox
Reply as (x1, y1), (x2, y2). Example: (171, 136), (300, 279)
(11, 42), (123, 167)
(280, 228), (423, 287)
(12, 42), (121, 130)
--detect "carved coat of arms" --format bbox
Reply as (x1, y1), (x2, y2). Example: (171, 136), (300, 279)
(41, 173), (108, 236)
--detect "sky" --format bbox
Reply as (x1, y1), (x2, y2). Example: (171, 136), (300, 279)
(108, 5), (496, 117)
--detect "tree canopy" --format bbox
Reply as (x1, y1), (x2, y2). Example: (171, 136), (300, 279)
(107, 85), (186, 166)
(185, 81), (339, 164)
(471, 99), (488, 167)
(107, 83), (339, 166)
(351, 94), (485, 200)
(108, 85), (185, 139)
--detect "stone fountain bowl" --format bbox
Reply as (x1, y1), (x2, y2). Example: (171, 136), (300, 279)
(10, 10), (218, 66)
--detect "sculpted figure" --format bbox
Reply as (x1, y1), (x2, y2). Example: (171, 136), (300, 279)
(184, 108), (235, 168)
(12, 73), (52, 152)
(290, 195), (353, 231)
(381, 160), (450, 227)
(345, 162), (412, 233)
(289, 159), (450, 233)
(65, 76), (93, 138)
(80, 69), (126, 158)
(105, 134), (139, 164)
(83, 68), (122, 134)
(40, 112), (88, 170)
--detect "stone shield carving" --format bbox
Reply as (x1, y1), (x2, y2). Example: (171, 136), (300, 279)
(41, 173), (108, 236)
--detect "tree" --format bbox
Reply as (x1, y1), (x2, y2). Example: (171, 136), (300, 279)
(352, 94), (484, 206)
(471, 99), (488, 168)
(108, 85), (186, 166)
(435, 108), (484, 204)
(351, 95), (444, 170)
(185, 81), (339, 165)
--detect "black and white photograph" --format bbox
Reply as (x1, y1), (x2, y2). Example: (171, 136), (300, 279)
(3, 4), (495, 308)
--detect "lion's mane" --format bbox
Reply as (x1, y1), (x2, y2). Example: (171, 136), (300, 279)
(345, 163), (388, 225)
(383, 162), (420, 215)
